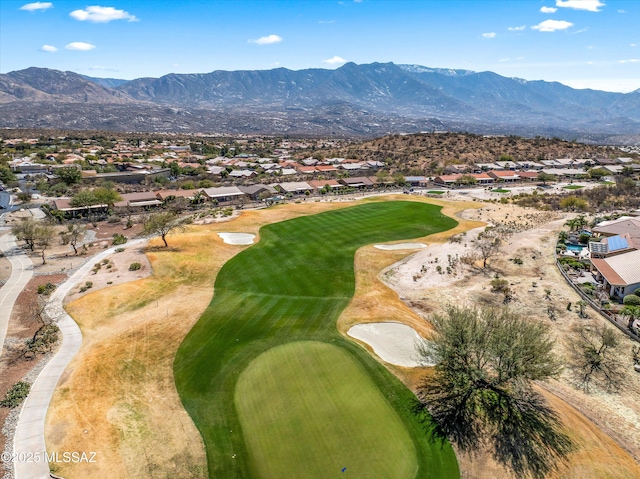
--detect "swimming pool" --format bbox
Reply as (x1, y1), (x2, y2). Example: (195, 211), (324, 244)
(566, 244), (585, 252)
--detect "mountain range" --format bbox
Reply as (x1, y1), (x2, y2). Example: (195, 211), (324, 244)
(1, 62), (639, 141)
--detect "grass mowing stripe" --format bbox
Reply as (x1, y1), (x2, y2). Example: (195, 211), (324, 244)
(174, 201), (459, 479)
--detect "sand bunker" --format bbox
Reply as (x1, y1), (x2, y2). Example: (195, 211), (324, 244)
(348, 322), (434, 367)
(218, 232), (256, 245)
(374, 243), (427, 251)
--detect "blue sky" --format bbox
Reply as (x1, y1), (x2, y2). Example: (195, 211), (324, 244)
(1, 0), (638, 92)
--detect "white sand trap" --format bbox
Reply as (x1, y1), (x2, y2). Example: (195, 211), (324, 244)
(374, 242), (427, 251)
(348, 322), (435, 367)
(218, 232), (256, 245)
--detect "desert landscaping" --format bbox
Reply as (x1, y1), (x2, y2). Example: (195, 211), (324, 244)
(1, 193), (640, 479)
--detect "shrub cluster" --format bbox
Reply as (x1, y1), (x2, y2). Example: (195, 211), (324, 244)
(0, 382), (31, 408)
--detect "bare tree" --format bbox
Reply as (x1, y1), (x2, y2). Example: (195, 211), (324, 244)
(142, 211), (185, 247)
(570, 321), (625, 392)
(59, 222), (86, 255)
(472, 227), (502, 268)
(34, 224), (55, 264)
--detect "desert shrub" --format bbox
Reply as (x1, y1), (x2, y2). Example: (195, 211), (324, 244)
(0, 382), (30, 408)
(37, 282), (57, 295)
(112, 233), (128, 245)
(129, 262), (142, 271)
(623, 295), (640, 306)
(115, 247), (125, 253)
(490, 278), (509, 293)
(26, 324), (59, 353)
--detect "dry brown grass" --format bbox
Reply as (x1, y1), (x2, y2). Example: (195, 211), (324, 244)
(45, 199), (364, 478)
(45, 196), (640, 478)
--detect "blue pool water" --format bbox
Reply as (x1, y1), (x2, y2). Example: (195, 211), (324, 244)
(566, 244), (584, 252)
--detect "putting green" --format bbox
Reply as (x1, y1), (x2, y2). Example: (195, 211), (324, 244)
(236, 341), (418, 479)
(175, 200), (459, 478)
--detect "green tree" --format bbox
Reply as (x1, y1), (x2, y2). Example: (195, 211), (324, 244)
(57, 167), (83, 185)
(142, 211), (185, 247)
(93, 187), (122, 212)
(70, 190), (98, 208)
(0, 165), (16, 183)
(587, 168), (609, 180)
(11, 217), (39, 251)
(417, 305), (570, 478)
(456, 174), (478, 186)
(537, 172), (556, 185)
(559, 196), (589, 212)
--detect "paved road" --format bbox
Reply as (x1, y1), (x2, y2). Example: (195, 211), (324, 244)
(13, 238), (147, 479)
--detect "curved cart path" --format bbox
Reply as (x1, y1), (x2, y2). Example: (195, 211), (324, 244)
(0, 233), (33, 360)
(12, 238), (147, 479)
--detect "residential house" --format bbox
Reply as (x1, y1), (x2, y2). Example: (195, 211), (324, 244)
(589, 234), (637, 259)
(238, 184), (278, 200)
(338, 177), (374, 189)
(114, 192), (163, 209)
(488, 170), (520, 182)
(201, 186), (247, 204)
(275, 181), (314, 195)
(308, 179), (344, 191)
(591, 249), (640, 299)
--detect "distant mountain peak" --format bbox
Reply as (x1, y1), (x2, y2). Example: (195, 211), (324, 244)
(399, 64), (475, 77)
(0, 63), (638, 137)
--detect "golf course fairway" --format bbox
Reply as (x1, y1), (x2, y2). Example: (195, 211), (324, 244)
(174, 200), (460, 478)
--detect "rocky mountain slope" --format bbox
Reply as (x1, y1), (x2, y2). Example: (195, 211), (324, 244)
(1, 63), (639, 140)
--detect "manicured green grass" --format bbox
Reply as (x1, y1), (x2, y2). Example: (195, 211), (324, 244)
(563, 185), (584, 190)
(174, 201), (459, 479)
(491, 188), (510, 193)
(426, 190), (446, 195)
(236, 341), (418, 479)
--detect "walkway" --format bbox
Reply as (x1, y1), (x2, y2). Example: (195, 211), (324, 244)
(0, 233), (33, 360)
(13, 238), (147, 479)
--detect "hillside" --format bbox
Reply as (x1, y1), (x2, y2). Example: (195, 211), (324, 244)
(0, 64), (639, 141)
(320, 132), (626, 173)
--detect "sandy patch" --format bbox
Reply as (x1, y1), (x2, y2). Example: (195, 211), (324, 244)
(63, 242), (151, 304)
(348, 322), (432, 367)
(378, 201), (640, 477)
(374, 242), (427, 251)
(217, 232), (256, 245)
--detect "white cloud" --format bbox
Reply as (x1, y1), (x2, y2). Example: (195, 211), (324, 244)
(498, 58), (510, 62)
(323, 56), (347, 65)
(19, 2), (53, 11)
(482, 32), (496, 39)
(249, 34), (282, 45)
(65, 42), (96, 51)
(618, 9), (626, 13)
(619, 59), (639, 63)
(532, 20), (573, 32)
(318, 20), (335, 24)
(555, 0), (605, 12)
(70, 5), (138, 23)
(40, 44), (57, 52)
(631, 44), (637, 47)
(507, 25), (526, 31)
(540, 6), (558, 13)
